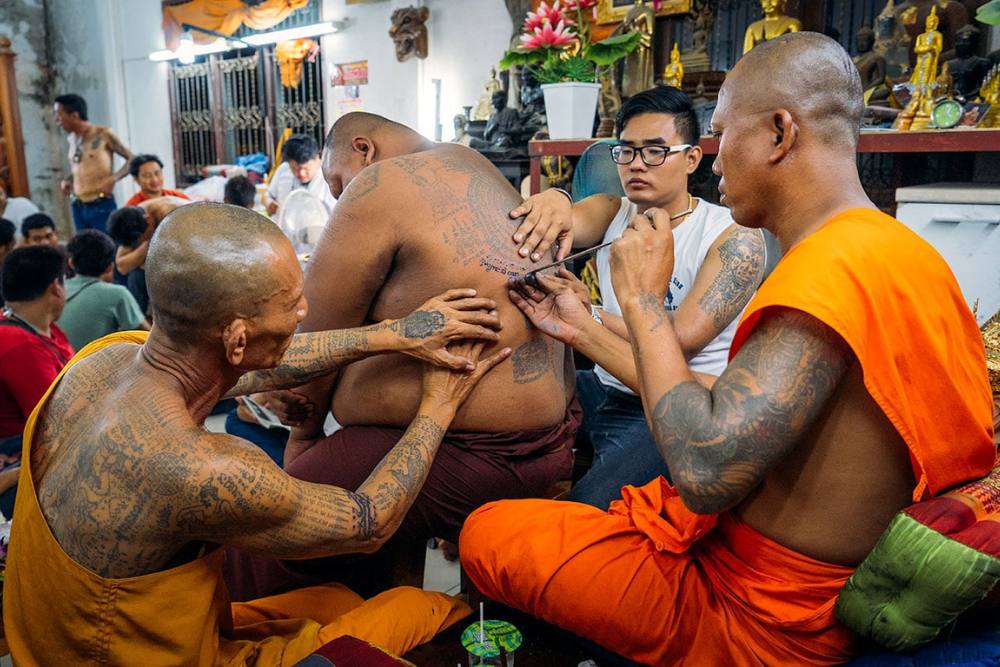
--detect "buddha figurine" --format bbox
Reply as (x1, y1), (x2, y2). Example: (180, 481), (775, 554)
(893, 6), (943, 130)
(472, 68), (502, 122)
(894, 0), (969, 65)
(616, 0), (655, 98)
(946, 24), (991, 100)
(979, 65), (1000, 128)
(854, 26), (888, 93)
(743, 0), (801, 54)
(663, 43), (684, 89)
(874, 0), (912, 79)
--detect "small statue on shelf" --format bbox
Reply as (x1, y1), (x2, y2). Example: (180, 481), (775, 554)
(681, 0), (713, 73)
(946, 24), (991, 100)
(894, 0), (970, 65)
(893, 6), (942, 131)
(483, 90), (523, 149)
(663, 42), (684, 89)
(472, 68), (502, 122)
(854, 25), (888, 94)
(874, 0), (912, 79)
(743, 0), (801, 54)
(519, 68), (547, 134)
(616, 0), (655, 98)
(978, 65), (1000, 128)
(596, 69), (621, 138)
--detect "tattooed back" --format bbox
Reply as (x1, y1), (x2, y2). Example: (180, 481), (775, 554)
(311, 143), (571, 431)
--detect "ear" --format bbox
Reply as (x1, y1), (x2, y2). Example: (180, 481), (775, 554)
(49, 279), (64, 298)
(67, 257), (76, 272)
(685, 145), (704, 175)
(221, 319), (249, 366)
(352, 136), (376, 166)
(768, 109), (798, 165)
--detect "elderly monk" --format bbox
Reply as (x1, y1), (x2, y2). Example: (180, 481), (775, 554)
(3, 202), (511, 664)
(225, 112), (578, 599)
(459, 32), (996, 665)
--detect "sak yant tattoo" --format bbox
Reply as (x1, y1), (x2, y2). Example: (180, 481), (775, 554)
(698, 228), (765, 330)
(402, 310), (445, 339)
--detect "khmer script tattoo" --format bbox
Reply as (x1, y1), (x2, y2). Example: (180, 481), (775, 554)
(402, 310), (445, 338)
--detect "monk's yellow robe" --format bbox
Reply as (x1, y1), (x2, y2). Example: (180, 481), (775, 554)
(3, 331), (469, 665)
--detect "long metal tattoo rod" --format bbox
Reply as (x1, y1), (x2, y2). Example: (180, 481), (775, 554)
(523, 202), (695, 287)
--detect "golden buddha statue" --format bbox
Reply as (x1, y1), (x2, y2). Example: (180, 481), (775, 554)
(663, 43), (684, 89)
(978, 64), (1000, 129)
(743, 0), (801, 54)
(617, 0), (655, 98)
(893, 6), (943, 131)
(472, 68), (502, 122)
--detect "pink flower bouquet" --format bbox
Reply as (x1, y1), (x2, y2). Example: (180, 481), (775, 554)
(501, 0), (641, 84)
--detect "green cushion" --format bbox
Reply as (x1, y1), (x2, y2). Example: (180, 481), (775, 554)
(836, 512), (1000, 651)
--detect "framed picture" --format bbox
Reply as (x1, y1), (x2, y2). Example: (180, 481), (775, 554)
(596, 0), (692, 24)
(959, 102), (991, 128)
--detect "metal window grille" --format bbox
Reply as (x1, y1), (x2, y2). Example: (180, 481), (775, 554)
(167, 0), (325, 185)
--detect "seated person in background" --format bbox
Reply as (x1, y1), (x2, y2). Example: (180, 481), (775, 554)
(3, 202), (508, 664)
(460, 33), (997, 665)
(224, 112), (579, 601)
(108, 196), (188, 315)
(0, 218), (14, 267)
(21, 213), (60, 247)
(265, 133), (336, 217)
(124, 154), (191, 207)
(57, 230), (149, 350)
(509, 86), (764, 510)
(0, 246), (74, 518)
(0, 183), (39, 233)
(224, 174), (258, 210)
(0, 219), (13, 307)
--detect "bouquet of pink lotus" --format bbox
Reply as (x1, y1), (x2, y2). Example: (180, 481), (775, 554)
(500, 0), (641, 84)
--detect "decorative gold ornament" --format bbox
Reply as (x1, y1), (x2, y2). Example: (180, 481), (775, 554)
(663, 42), (684, 88)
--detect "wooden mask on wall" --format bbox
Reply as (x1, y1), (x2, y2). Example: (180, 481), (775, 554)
(389, 6), (430, 62)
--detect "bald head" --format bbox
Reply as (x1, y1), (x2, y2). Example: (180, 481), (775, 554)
(324, 112), (405, 155)
(725, 32), (863, 149)
(146, 202), (294, 344)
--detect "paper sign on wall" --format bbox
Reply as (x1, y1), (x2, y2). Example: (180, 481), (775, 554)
(331, 60), (369, 87)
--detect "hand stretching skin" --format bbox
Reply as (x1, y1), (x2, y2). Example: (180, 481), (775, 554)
(226, 288), (500, 400)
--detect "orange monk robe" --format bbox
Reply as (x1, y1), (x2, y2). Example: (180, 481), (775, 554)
(3, 332), (470, 665)
(460, 209), (996, 665)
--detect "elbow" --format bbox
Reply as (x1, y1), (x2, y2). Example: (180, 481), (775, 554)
(672, 471), (747, 516)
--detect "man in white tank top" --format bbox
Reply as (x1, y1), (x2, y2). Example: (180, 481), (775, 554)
(507, 86), (765, 509)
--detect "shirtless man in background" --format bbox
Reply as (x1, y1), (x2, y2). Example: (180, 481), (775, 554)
(225, 112), (578, 599)
(55, 93), (133, 233)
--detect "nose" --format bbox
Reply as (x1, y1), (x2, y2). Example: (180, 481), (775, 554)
(712, 155), (722, 177)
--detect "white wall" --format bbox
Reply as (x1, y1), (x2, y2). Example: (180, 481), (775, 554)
(321, 0), (512, 138)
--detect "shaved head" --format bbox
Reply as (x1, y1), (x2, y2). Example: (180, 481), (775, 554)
(324, 112), (404, 155)
(725, 32), (863, 149)
(146, 202), (295, 344)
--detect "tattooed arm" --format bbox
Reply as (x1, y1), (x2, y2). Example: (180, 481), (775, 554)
(224, 289), (502, 398)
(185, 341), (509, 556)
(612, 209), (849, 514)
(105, 129), (134, 182)
(676, 224), (765, 355)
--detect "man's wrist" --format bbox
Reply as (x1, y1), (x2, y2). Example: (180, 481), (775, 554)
(416, 397), (458, 426)
(549, 187), (573, 206)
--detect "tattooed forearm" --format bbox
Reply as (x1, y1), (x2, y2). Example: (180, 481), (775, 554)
(648, 311), (849, 514)
(638, 291), (668, 332)
(698, 228), (765, 330)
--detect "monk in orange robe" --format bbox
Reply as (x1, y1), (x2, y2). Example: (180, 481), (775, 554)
(461, 33), (996, 665)
(2, 202), (512, 665)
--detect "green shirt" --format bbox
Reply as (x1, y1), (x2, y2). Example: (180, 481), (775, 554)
(57, 276), (145, 351)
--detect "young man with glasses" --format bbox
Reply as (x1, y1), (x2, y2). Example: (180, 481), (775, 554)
(506, 85), (765, 509)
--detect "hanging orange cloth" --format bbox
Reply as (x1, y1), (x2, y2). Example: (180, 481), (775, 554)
(3, 331), (470, 665)
(730, 208), (995, 500)
(163, 0), (310, 51)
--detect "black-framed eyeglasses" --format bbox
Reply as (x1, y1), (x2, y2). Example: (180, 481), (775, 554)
(609, 143), (692, 166)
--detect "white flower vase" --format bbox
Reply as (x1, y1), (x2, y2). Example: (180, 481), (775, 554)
(541, 82), (600, 139)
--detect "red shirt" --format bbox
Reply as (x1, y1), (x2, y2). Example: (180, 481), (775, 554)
(0, 317), (75, 438)
(124, 189), (190, 207)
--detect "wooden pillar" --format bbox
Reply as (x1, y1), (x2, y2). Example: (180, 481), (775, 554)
(0, 37), (30, 198)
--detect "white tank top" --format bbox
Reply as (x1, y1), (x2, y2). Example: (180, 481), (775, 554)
(594, 196), (743, 394)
